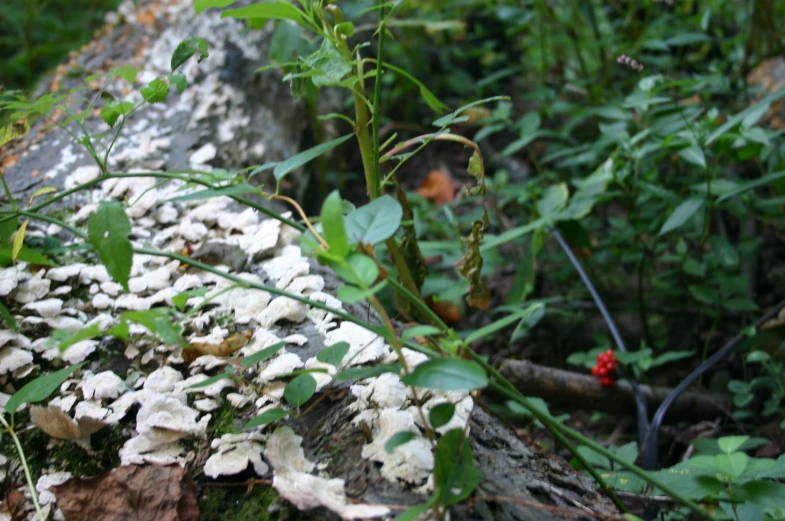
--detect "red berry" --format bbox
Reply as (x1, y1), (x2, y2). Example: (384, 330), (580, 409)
(599, 376), (615, 388)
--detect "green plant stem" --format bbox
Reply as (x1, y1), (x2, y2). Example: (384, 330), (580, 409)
(0, 171), (18, 211)
(372, 0), (386, 197)
(0, 416), (45, 521)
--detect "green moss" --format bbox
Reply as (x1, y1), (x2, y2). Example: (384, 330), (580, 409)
(204, 398), (242, 439)
(198, 483), (308, 521)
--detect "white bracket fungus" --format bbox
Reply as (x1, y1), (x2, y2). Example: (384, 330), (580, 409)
(204, 433), (268, 478)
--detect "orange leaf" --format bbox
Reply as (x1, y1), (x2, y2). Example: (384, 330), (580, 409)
(427, 298), (462, 326)
(417, 169), (455, 205)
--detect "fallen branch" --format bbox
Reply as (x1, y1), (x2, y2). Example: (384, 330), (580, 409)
(499, 360), (732, 422)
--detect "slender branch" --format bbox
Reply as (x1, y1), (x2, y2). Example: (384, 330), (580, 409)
(641, 297), (785, 470)
(0, 416), (45, 521)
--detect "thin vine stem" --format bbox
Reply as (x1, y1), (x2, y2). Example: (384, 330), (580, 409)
(0, 415), (46, 521)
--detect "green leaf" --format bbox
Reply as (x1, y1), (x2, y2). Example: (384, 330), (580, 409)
(6, 363), (86, 415)
(112, 65), (138, 84)
(381, 62), (448, 113)
(401, 325), (443, 341)
(714, 452), (749, 477)
(50, 322), (102, 351)
(432, 96), (509, 127)
(659, 198), (704, 236)
(171, 36), (210, 71)
(718, 436), (749, 455)
(121, 309), (185, 346)
(746, 350), (770, 363)
(429, 402), (455, 429)
(465, 304), (542, 344)
(167, 73), (187, 94)
(167, 184), (260, 202)
(336, 281), (388, 304)
(304, 39), (352, 87)
(536, 183), (569, 220)
(172, 287), (207, 311)
(100, 100), (134, 128)
(433, 429), (480, 505)
(403, 358), (487, 391)
(274, 134), (352, 182)
(241, 341), (287, 368)
(11, 219), (27, 262)
(717, 170), (785, 203)
(87, 201), (133, 291)
(321, 190), (350, 257)
(242, 407), (289, 430)
(188, 368), (234, 388)
(344, 195), (403, 246)
(335, 363), (401, 382)
(284, 373), (317, 407)
(708, 236), (739, 267)
(0, 300), (17, 331)
(340, 253), (378, 287)
(384, 431), (417, 453)
(678, 144), (706, 168)
(707, 87), (785, 145)
(140, 78), (170, 103)
(221, 1), (306, 26)
(194, 0), (236, 13)
(0, 215), (17, 247)
(576, 445), (611, 469)
(316, 342), (350, 366)
(394, 502), (432, 521)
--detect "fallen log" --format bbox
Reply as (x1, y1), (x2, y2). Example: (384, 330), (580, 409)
(0, 1), (622, 520)
(500, 359), (733, 423)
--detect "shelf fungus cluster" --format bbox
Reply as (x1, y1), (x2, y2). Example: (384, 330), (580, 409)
(0, 2), (476, 520)
(0, 163), (473, 519)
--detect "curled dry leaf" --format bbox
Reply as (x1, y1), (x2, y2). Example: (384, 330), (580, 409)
(187, 329), (253, 359)
(416, 169), (456, 205)
(30, 405), (108, 440)
(456, 220), (490, 310)
(51, 464), (199, 521)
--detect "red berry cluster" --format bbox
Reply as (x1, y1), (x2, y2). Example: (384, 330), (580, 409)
(591, 349), (616, 388)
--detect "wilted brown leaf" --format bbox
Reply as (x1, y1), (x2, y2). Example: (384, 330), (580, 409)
(30, 405), (107, 440)
(417, 169), (455, 205)
(427, 298), (462, 326)
(51, 465), (199, 521)
(456, 220), (490, 310)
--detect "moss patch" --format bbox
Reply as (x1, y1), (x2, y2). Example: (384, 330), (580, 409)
(198, 483), (309, 521)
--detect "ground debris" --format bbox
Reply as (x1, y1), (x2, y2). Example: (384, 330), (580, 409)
(51, 464), (199, 521)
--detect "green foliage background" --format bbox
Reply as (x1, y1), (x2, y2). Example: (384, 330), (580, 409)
(0, 0), (120, 91)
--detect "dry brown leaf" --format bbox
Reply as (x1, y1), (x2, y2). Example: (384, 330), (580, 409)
(0, 488), (28, 520)
(51, 465), (199, 521)
(30, 405), (107, 440)
(188, 329), (253, 360)
(417, 169), (456, 205)
(427, 298), (462, 326)
(456, 220), (490, 310)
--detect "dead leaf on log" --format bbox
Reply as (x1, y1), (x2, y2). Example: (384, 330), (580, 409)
(51, 464), (199, 521)
(30, 405), (107, 440)
(0, 488), (28, 521)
